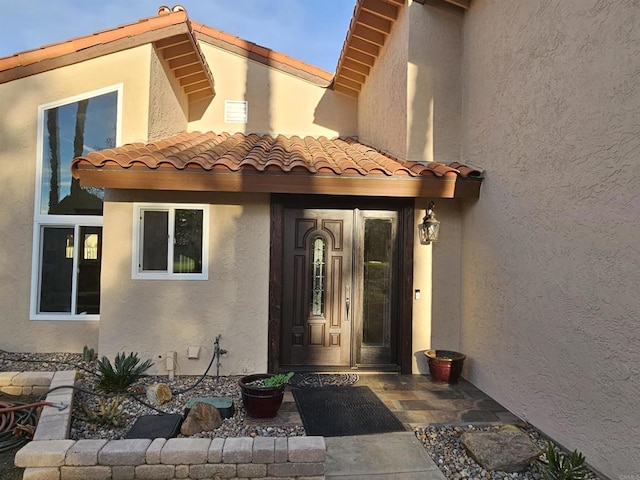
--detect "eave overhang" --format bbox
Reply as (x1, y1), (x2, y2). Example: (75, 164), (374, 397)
(72, 166), (481, 199)
(71, 131), (483, 199)
(0, 10), (215, 107)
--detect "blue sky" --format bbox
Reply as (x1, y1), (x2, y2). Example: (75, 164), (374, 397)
(0, 0), (356, 72)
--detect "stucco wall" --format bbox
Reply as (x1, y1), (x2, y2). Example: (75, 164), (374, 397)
(0, 45), (152, 353)
(148, 46), (188, 141)
(412, 199), (463, 374)
(407, 2), (462, 164)
(460, 1), (640, 477)
(189, 42), (357, 137)
(99, 190), (271, 376)
(358, 3), (409, 159)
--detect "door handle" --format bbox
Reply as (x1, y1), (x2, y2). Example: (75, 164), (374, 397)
(345, 286), (351, 321)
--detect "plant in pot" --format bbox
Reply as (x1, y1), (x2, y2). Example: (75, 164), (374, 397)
(238, 372), (294, 419)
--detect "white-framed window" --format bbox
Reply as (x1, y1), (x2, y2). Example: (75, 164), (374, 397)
(30, 84), (123, 321)
(132, 203), (209, 280)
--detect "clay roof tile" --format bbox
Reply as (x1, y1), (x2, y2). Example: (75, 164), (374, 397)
(71, 131), (483, 183)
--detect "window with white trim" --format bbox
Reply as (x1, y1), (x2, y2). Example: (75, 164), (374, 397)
(31, 85), (122, 320)
(133, 204), (209, 280)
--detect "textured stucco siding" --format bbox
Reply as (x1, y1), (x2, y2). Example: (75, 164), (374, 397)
(358, 3), (409, 159)
(148, 47), (188, 141)
(413, 199), (463, 374)
(0, 45), (152, 353)
(189, 42), (357, 137)
(460, 1), (640, 477)
(99, 190), (270, 376)
(407, 2), (462, 164)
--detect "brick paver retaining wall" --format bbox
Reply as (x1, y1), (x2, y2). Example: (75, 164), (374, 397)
(1, 371), (326, 480)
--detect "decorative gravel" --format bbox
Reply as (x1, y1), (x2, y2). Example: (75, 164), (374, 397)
(415, 425), (602, 480)
(1, 351), (603, 479)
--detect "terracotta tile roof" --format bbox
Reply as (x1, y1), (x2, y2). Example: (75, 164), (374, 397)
(0, 8), (331, 88)
(72, 131), (481, 179)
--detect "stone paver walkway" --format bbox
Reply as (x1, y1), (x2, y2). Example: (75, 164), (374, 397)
(246, 374), (522, 431)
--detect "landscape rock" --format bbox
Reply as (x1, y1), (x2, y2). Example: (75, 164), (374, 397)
(180, 402), (222, 436)
(146, 383), (172, 406)
(461, 428), (542, 472)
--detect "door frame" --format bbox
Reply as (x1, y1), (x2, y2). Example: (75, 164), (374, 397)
(268, 194), (414, 374)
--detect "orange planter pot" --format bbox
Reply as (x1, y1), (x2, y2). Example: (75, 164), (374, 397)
(425, 350), (466, 383)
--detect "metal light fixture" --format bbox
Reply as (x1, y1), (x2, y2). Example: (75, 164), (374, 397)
(418, 201), (440, 245)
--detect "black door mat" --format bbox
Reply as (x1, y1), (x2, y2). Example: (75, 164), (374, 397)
(292, 386), (405, 437)
(126, 414), (183, 439)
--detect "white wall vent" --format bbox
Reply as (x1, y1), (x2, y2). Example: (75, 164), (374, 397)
(224, 100), (248, 123)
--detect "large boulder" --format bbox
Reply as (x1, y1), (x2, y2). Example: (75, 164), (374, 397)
(180, 402), (222, 436)
(461, 428), (542, 472)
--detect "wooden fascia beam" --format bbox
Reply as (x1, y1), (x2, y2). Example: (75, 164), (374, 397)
(335, 76), (362, 91)
(339, 68), (366, 84)
(349, 37), (380, 57)
(168, 52), (199, 69)
(75, 168), (479, 199)
(188, 89), (214, 103)
(341, 58), (370, 76)
(444, 0), (470, 9)
(333, 83), (360, 98)
(357, 11), (393, 35)
(161, 42), (194, 60)
(352, 24), (386, 47)
(179, 71), (208, 87)
(361, 0), (399, 21)
(184, 80), (211, 94)
(345, 47), (376, 67)
(154, 34), (190, 50)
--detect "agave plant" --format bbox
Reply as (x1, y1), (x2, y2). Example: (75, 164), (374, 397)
(96, 352), (153, 394)
(538, 442), (588, 480)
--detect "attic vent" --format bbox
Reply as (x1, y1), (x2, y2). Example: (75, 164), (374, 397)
(224, 100), (248, 123)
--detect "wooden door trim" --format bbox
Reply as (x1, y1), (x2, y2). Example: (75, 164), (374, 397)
(268, 200), (284, 373)
(268, 195), (414, 374)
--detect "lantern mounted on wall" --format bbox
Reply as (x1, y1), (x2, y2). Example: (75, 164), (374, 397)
(418, 202), (440, 245)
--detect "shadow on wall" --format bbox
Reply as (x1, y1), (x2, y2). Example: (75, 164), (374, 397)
(313, 89), (358, 138)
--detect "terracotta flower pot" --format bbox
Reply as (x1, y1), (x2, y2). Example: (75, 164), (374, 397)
(238, 374), (286, 419)
(425, 350), (466, 383)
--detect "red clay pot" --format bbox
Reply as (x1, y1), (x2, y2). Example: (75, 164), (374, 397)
(238, 374), (286, 419)
(425, 350), (466, 383)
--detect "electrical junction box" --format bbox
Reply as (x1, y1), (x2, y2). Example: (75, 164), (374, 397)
(187, 346), (200, 359)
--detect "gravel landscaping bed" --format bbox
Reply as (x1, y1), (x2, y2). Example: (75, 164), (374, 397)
(415, 424), (602, 480)
(2, 351), (604, 479)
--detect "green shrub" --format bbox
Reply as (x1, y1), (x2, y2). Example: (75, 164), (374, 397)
(538, 442), (588, 480)
(96, 352), (153, 393)
(262, 372), (294, 387)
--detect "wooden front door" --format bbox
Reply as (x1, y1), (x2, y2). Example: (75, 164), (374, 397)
(281, 209), (353, 367)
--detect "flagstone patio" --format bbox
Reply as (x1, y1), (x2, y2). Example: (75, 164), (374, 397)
(245, 374), (523, 430)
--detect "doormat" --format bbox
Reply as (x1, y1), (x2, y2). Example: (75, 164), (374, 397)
(288, 373), (359, 389)
(292, 386), (405, 437)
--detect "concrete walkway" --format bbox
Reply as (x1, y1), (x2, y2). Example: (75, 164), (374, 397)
(325, 432), (446, 480)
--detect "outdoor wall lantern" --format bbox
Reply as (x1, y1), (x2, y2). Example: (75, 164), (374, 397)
(418, 202), (440, 245)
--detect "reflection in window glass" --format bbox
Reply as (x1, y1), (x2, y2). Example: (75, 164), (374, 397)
(310, 237), (326, 316)
(142, 211), (169, 271)
(174, 209), (203, 274)
(76, 226), (102, 314)
(363, 219), (392, 345)
(39, 227), (74, 313)
(40, 91), (117, 216)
